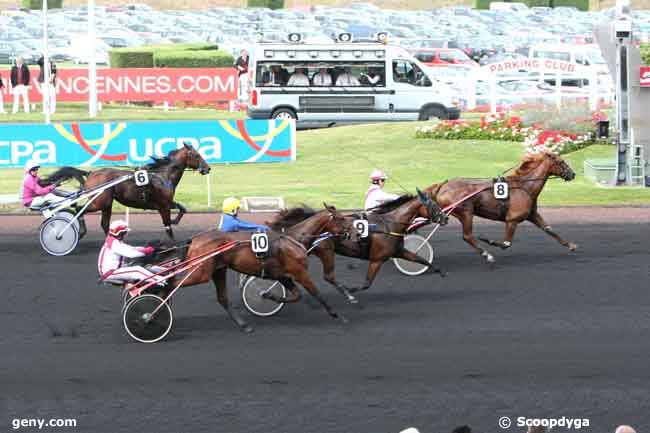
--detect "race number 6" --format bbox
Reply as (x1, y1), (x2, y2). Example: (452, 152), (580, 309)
(493, 181), (508, 199)
(353, 219), (369, 238)
(251, 232), (270, 254)
(134, 170), (149, 187)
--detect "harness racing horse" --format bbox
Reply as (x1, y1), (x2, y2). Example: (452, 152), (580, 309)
(272, 189), (448, 298)
(161, 205), (356, 334)
(427, 150), (576, 263)
(43, 143), (210, 239)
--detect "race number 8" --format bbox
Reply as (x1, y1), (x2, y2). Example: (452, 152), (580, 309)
(353, 219), (369, 238)
(493, 182), (508, 199)
(251, 232), (269, 253)
(134, 170), (149, 187)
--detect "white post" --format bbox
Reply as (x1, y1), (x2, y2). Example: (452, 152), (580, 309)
(467, 70), (477, 111)
(125, 207), (130, 226)
(88, 0), (98, 118)
(555, 71), (562, 111)
(489, 73), (497, 115)
(206, 172), (211, 208)
(589, 68), (598, 112)
(42, 0), (50, 124)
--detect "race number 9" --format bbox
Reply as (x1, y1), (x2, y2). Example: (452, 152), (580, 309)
(251, 232), (269, 254)
(493, 182), (508, 199)
(353, 219), (369, 238)
(134, 170), (149, 187)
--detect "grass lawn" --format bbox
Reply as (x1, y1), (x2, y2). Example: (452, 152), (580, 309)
(1, 121), (648, 213)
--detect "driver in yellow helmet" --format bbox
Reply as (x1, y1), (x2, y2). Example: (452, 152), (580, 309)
(218, 197), (269, 232)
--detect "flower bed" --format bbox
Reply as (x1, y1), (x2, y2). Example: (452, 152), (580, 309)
(415, 112), (608, 154)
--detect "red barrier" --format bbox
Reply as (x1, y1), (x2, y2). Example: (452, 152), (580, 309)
(0, 67), (237, 102)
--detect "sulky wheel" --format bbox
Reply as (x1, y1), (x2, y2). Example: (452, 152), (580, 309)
(39, 216), (80, 256)
(241, 277), (286, 317)
(392, 233), (434, 276)
(122, 294), (173, 343)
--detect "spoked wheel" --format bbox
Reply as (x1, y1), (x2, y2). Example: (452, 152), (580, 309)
(122, 294), (173, 343)
(241, 277), (286, 317)
(393, 233), (434, 276)
(39, 216), (80, 256)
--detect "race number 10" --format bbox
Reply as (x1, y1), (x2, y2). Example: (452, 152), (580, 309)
(251, 232), (270, 254)
(134, 170), (150, 187)
(353, 219), (369, 238)
(493, 181), (509, 199)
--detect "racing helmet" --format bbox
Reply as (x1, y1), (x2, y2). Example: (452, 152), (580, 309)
(222, 197), (241, 215)
(109, 219), (130, 238)
(370, 169), (387, 183)
(25, 160), (40, 173)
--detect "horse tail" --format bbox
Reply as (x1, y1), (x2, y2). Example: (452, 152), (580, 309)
(41, 167), (90, 187)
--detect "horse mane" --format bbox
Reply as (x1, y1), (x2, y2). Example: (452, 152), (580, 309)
(514, 150), (556, 176)
(143, 149), (181, 170)
(268, 205), (317, 229)
(369, 194), (415, 214)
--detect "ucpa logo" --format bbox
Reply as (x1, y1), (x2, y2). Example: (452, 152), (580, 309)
(127, 137), (221, 163)
(0, 140), (56, 165)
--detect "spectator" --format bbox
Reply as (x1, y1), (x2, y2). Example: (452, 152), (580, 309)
(10, 56), (30, 114)
(234, 49), (249, 103)
(335, 66), (360, 86)
(312, 67), (332, 86)
(263, 65), (289, 86)
(287, 67), (310, 86)
(360, 67), (383, 86)
(0, 73), (5, 114)
(37, 56), (57, 115)
(615, 426), (636, 433)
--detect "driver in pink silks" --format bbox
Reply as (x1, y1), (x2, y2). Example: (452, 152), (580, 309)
(98, 220), (166, 286)
(364, 169), (399, 211)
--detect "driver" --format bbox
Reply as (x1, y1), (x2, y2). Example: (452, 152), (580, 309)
(98, 220), (166, 286)
(218, 197), (269, 232)
(364, 169), (399, 211)
(21, 160), (69, 208)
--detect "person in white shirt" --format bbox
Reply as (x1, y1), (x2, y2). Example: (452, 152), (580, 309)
(335, 67), (361, 86)
(287, 68), (310, 86)
(364, 169), (399, 211)
(312, 67), (332, 86)
(360, 67), (382, 86)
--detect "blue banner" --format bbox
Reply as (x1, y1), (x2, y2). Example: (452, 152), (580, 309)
(0, 119), (295, 168)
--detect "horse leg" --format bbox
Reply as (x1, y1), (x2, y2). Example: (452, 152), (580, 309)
(314, 247), (358, 304)
(170, 201), (186, 226)
(528, 211), (577, 251)
(292, 269), (344, 322)
(479, 221), (519, 250)
(158, 208), (174, 239)
(349, 260), (384, 293)
(262, 278), (302, 303)
(458, 213), (495, 263)
(212, 268), (253, 333)
(396, 248), (446, 277)
(100, 206), (112, 235)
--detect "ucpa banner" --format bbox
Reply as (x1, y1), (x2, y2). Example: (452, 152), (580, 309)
(0, 119), (296, 168)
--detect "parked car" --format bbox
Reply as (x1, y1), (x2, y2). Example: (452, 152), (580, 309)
(410, 48), (478, 68)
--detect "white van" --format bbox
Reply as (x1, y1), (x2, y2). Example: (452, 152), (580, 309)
(247, 36), (461, 126)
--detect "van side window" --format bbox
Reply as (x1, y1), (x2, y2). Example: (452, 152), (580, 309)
(392, 60), (431, 87)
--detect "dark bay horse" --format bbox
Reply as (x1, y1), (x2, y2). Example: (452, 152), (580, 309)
(161, 205), (355, 333)
(271, 189), (448, 298)
(427, 150), (576, 263)
(44, 143), (210, 238)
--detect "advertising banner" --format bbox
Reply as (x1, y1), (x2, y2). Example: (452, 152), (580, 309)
(0, 68), (237, 102)
(0, 119), (295, 168)
(640, 66), (650, 87)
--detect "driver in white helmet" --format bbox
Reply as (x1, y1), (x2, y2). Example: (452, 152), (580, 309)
(364, 169), (399, 211)
(98, 220), (166, 286)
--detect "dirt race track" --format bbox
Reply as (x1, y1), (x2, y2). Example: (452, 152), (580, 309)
(1, 208), (650, 433)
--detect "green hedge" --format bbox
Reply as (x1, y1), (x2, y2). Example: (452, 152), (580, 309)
(22, 0), (62, 8)
(109, 43), (232, 68)
(551, 0), (589, 10)
(642, 44), (650, 65)
(247, 0), (284, 9)
(474, 0), (587, 9)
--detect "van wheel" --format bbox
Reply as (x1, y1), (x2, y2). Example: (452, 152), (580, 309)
(419, 106), (448, 121)
(271, 108), (297, 120)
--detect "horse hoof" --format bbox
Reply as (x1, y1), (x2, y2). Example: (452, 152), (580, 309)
(568, 243), (578, 251)
(485, 254), (495, 264)
(338, 314), (349, 324)
(241, 325), (254, 334)
(347, 296), (359, 304)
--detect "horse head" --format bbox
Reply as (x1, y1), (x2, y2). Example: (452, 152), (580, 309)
(416, 188), (448, 225)
(547, 152), (576, 181)
(323, 202), (358, 241)
(517, 151), (575, 182)
(180, 142), (211, 175)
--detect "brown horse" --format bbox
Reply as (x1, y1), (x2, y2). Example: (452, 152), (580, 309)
(271, 189), (448, 297)
(159, 205), (355, 333)
(44, 143), (210, 238)
(427, 150), (576, 263)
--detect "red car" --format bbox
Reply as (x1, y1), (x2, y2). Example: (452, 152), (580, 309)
(409, 48), (478, 68)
